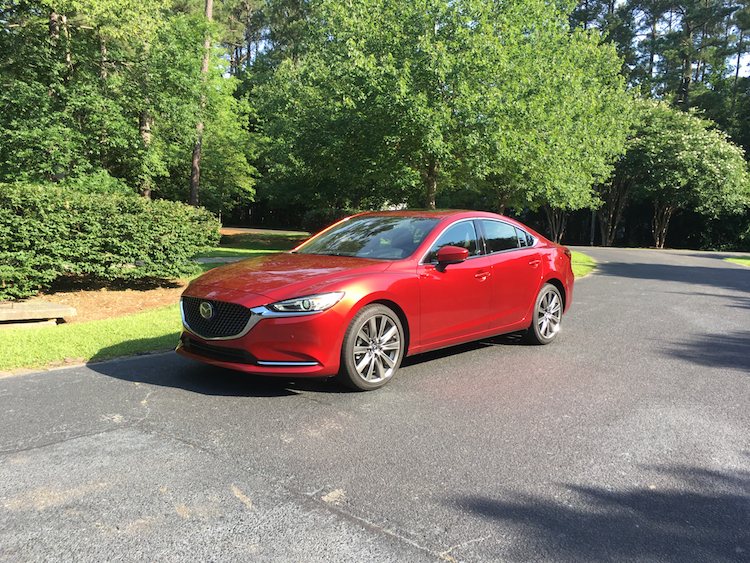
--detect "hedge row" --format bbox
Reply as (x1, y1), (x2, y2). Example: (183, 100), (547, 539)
(0, 183), (221, 300)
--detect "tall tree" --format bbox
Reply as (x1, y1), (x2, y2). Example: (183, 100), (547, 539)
(0, 1), (256, 213)
(257, 0), (632, 213)
(468, 7), (634, 241)
(626, 102), (749, 248)
(190, 0), (213, 206)
(731, 1), (750, 110)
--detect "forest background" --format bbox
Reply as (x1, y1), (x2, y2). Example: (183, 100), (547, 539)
(2, 0), (750, 251)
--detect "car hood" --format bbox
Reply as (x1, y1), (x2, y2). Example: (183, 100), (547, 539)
(186, 252), (390, 302)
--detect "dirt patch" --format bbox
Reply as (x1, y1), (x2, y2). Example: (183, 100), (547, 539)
(36, 276), (188, 324)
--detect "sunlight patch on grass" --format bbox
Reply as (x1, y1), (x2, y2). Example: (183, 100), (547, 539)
(571, 251), (596, 278)
(197, 248), (282, 258)
(198, 232), (309, 258)
(0, 304), (181, 372)
(725, 257), (750, 267)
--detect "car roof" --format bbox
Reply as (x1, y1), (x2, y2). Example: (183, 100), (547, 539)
(346, 210), (548, 243)
(352, 210), (500, 220)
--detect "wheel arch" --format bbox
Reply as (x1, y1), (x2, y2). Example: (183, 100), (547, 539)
(544, 277), (567, 312)
(368, 298), (411, 354)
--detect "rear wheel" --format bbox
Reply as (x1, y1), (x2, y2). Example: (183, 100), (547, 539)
(337, 304), (405, 391)
(525, 283), (563, 345)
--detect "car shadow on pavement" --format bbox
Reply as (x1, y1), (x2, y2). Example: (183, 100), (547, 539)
(90, 333), (529, 396)
(402, 332), (527, 367)
(451, 464), (750, 562)
(88, 351), (343, 397)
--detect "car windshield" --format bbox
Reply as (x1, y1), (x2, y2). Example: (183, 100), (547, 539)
(297, 216), (440, 260)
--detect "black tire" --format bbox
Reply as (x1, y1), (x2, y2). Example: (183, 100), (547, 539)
(525, 283), (563, 345)
(337, 304), (405, 391)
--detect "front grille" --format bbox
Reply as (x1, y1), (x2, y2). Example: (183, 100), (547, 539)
(181, 337), (256, 364)
(182, 296), (254, 339)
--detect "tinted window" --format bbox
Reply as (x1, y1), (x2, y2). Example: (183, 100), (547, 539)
(481, 220), (519, 253)
(516, 227), (532, 247)
(297, 216), (439, 259)
(520, 229), (535, 247)
(427, 221), (480, 262)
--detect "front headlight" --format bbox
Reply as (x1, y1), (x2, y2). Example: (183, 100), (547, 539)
(266, 291), (345, 314)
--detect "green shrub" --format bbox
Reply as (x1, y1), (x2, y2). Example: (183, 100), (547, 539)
(301, 208), (356, 234)
(0, 183), (220, 300)
(58, 170), (135, 196)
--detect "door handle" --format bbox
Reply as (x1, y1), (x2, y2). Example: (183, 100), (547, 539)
(475, 270), (490, 281)
(529, 259), (541, 268)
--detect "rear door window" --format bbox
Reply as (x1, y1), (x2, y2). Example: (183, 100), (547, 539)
(481, 220), (519, 253)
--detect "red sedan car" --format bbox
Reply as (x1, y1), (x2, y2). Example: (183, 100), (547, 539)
(177, 210), (574, 390)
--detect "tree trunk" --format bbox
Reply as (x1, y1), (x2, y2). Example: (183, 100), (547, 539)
(139, 111), (152, 199)
(493, 183), (517, 216)
(48, 11), (60, 100)
(649, 19), (656, 78)
(250, 0), (257, 66)
(190, 127), (203, 206)
(597, 202), (617, 247)
(651, 201), (676, 248)
(693, 56), (702, 84)
(677, 24), (693, 105)
(597, 178), (636, 246)
(732, 28), (744, 111)
(543, 205), (567, 244)
(190, 0), (213, 207)
(49, 12), (71, 69)
(49, 11), (60, 40)
(422, 160), (438, 210)
(497, 191), (509, 216)
(100, 36), (108, 80)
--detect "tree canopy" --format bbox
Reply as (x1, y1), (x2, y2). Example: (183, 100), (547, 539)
(599, 101), (750, 247)
(254, 0), (631, 222)
(637, 103), (748, 247)
(2, 0), (749, 249)
(0, 0), (257, 215)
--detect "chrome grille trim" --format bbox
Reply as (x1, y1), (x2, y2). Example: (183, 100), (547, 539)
(181, 297), (261, 340)
(256, 360), (320, 367)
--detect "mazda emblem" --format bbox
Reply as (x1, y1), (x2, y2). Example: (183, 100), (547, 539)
(199, 301), (214, 320)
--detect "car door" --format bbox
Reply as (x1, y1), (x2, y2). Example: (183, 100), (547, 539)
(417, 220), (492, 346)
(479, 219), (543, 330)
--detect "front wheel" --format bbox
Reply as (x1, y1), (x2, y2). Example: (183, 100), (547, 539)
(525, 283), (563, 345)
(337, 304), (405, 391)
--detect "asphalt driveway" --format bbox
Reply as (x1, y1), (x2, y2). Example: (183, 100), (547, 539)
(1, 247), (748, 562)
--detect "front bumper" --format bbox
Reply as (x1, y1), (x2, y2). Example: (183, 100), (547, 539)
(176, 300), (348, 377)
(176, 335), (329, 376)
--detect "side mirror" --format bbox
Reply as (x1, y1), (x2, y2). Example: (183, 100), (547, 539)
(436, 245), (469, 271)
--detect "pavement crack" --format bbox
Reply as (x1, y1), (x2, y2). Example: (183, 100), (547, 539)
(438, 536), (492, 561)
(135, 388), (154, 423)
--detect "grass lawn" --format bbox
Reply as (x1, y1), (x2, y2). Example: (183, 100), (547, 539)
(1, 236), (597, 373)
(198, 232), (309, 258)
(725, 257), (750, 267)
(0, 232), (309, 373)
(571, 251), (596, 278)
(1, 304), (181, 372)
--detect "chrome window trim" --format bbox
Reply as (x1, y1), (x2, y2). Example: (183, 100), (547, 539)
(479, 219), (538, 255)
(419, 219), (484, 265)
